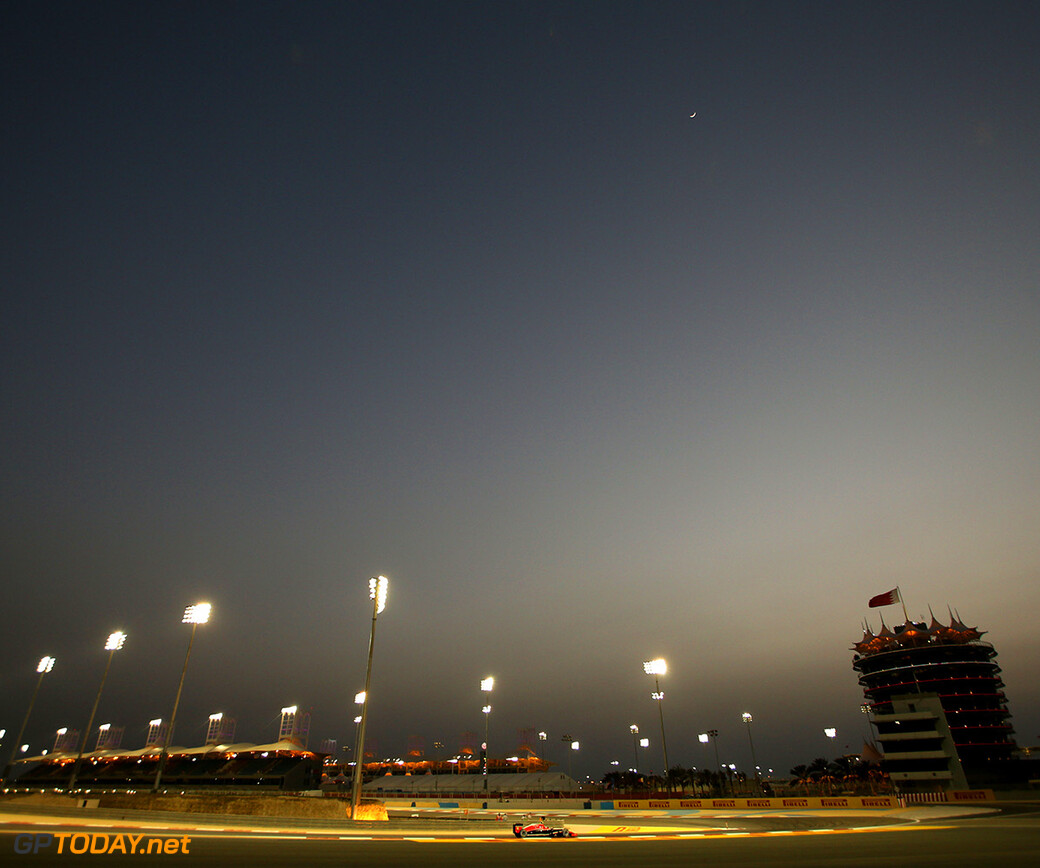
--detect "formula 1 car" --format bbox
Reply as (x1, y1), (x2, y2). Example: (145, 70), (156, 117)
(512, 818), (577, 838)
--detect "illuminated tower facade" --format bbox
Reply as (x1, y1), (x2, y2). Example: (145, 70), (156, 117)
(852, 612), (1018, 785)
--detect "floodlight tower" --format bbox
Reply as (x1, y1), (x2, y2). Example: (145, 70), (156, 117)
(69, 631), (126, 789)
(742, 712), (759, 784)
(153, 602), (211, 792)
(480, 676), (494, 791)
(350, 576), (389, 819)
(2, 656), (56, 783)
(643, 658), (670, 784)
(699, 729), (723, 793)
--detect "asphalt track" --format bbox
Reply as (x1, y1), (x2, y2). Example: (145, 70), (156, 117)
(1, 803), (1038, 867)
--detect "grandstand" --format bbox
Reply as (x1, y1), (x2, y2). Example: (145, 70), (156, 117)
(9, 739), (323, 792)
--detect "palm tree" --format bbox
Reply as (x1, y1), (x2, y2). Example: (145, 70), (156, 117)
(694, 768), (717, 795)
(645, 771), (665, 796)
(667, 765), (690, 794)
(789, 763), (813, 794)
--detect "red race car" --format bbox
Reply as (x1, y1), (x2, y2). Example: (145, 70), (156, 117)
(512, 818), (577, 838)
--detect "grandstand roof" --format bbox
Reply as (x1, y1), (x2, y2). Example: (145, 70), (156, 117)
(17, 740), (317, 765)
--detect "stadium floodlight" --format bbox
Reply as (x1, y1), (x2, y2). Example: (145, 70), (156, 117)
(369, 575), (389, 614)
(351, 575), (392, 818)
(642, 658), (667, 676)
(2, 656), (57, 784)
(480, 676), (495, 692)
(209, 713), (223, 721)
(70, 629), (128, 789)
(182, 602), (211, 625)
(281, 706), (298, 715)
(104, 631), (127, 651)
(642, 657), (670, 788)
(154, 603), (212, 791)
(355, 691), (366, 705)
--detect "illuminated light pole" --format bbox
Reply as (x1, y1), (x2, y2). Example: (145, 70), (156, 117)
(741, 712), (759, 787)
(700, 730), (723, 794)
(569, 740), (579, 783)
(480, 676), (494, 793)
(630, 725), (640, 772)
(824, 727), (837, 752)
(643, 658), (670, 788)
(350, 576), (388, 819)
(69, 631), (126, 790)
(560, 734), (571, 783)
(2, 656), (56, 784)
(153, 602), (211, 792)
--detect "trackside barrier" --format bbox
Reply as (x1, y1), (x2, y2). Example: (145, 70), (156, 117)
(607, 796), (900, 809)
(949, 789), (995, 802)
(903, 792), (947, 803)
(391, 796), (900, 810)
(385, 790), (993, 811)
(898, 790), (996, 804)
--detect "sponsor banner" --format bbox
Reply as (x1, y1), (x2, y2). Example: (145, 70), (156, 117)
(390, 794), (905, 812)
(603, 796), (899, 810)
(950, 790), (994, 802)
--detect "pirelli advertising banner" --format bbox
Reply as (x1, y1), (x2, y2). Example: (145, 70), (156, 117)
(607, 791), (993, 810)
(610, 796), (898, 810)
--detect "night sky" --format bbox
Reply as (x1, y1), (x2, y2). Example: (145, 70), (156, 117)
(2, 1), (1038, 782)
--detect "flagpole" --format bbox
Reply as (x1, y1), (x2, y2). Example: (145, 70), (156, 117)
(897, 586), (909, 621)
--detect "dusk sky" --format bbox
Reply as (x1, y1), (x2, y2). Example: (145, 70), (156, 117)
(3, 1), (1038, 781)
